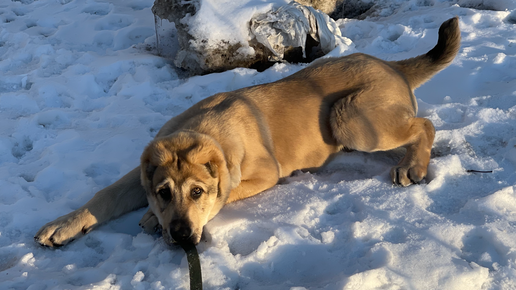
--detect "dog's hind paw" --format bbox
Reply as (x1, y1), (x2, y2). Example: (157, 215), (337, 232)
(390, 164), (427, 187)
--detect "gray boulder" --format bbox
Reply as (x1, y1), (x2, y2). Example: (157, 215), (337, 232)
(152, 0), (352, 75)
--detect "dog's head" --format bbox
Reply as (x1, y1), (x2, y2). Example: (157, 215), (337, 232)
(140, 131), (231, 245)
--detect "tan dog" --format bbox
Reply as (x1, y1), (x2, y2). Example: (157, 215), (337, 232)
(35, 17), (460, 247)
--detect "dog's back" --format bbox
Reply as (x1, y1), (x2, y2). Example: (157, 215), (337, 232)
(234, 17), (460, 176)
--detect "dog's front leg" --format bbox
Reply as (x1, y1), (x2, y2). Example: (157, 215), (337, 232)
(139, 207), (160, 234)
(35, 167), (148, 247)
(225, 178), (275, 203)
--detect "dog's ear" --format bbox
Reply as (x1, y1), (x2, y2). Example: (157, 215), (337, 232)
(140, 147), (154, 191)
(187, 139), (231, 199)
(140, 141), (174, 191)
(142, 140), (175, 166)
(204, 161), (217, 178)
(145, 164), (157, 181)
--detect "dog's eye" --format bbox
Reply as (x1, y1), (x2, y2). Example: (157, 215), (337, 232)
(158, 187), (171, 201)
(191, 187), (203, 199)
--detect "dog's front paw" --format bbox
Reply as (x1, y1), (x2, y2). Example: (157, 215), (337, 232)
(390, 164), (427, 187)
(139, 208), (161, 234)
(34, 209), (97, 248)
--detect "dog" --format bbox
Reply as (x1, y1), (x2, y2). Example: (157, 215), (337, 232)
(35, 17), (460, 247)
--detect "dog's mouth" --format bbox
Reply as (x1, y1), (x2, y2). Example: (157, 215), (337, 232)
(162, 228), (201, 246)
(162, 229), (175, 245)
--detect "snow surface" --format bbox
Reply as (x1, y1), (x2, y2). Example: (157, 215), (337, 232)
(1, 0), (516, 289)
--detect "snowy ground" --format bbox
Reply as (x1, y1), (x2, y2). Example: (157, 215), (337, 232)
(1, 0), (516, 289)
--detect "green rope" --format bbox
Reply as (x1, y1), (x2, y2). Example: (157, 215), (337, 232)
(180, 242), (203, 290)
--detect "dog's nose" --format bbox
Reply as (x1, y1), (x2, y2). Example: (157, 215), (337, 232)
(169, 220), (193, 243)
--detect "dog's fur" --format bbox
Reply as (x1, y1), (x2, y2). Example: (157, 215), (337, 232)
(35, 17), (460, 247)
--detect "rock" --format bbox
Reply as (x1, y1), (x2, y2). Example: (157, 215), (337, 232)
(250, 2), (348, 61)
(152, 0), (353, 75)
(295, 0), (345, 15)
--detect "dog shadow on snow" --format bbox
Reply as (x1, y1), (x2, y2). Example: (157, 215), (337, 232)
(201, 129), (514, 289)
(199, 149), (403, 289)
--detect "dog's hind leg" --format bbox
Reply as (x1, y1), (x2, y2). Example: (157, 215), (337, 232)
(386, 117), (435, 186)
(35, 167), (148, 247)
(330, 90), (435, 186)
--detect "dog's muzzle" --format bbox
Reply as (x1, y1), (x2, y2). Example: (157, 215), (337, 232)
(167, 219), (194, 244)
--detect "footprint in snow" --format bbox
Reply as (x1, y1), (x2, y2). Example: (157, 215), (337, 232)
(82, 3), (112, 16)
(113, 27), (155, 50)
(460, 227), (510, 270)
(11, 137), (33, 159)
(227, 225), (274, 256)
(11, 7), (28, 17)
(94, 14), (134, 31)
(1, 12), (16, 24)
(505, 11), (516, 25)
(127, 1), (152, 11)
(383, 226), (408, 244)
(84, 162), (120, 187)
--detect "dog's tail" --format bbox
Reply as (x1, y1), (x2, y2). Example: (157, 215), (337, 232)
(389, 17), (461, 89)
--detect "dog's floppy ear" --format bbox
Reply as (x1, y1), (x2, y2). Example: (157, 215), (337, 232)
(140, 141), (174, 192)
(204, 161), (218, 178)
(140, 146), (155, 192)
(145, 163), (157, 182)
(187, 138), (231, 199)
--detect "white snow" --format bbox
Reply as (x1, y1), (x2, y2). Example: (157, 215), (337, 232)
(1, 0), (516, 289)
(187, 0), (289, 48)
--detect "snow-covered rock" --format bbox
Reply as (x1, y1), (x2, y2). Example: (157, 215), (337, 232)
(152, 0), (352, 74)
